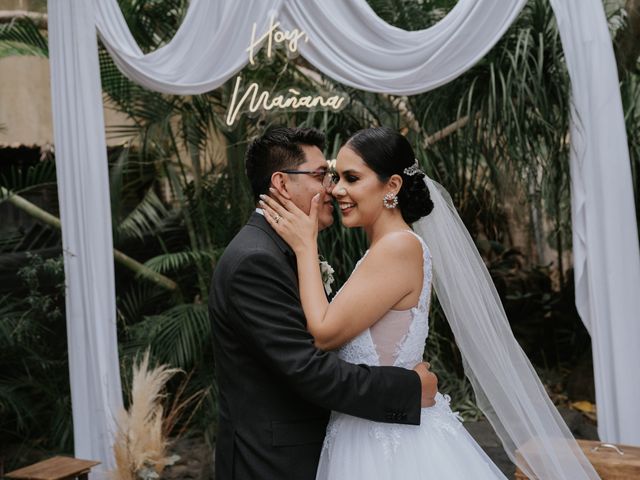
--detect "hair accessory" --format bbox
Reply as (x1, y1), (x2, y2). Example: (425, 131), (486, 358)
(383, 192), (398, 209)
(403, 159), (422, 176)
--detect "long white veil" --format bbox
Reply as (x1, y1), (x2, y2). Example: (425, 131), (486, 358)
(413, 176), (600, 479)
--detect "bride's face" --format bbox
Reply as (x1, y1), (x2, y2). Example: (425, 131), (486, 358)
(332, 146), (390, 228)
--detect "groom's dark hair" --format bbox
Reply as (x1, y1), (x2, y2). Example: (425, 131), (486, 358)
(245, 127), (325, 203)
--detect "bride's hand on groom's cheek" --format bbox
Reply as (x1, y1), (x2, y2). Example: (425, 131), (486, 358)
(260, 189), (319, 253)
(414, 361), (438, 408)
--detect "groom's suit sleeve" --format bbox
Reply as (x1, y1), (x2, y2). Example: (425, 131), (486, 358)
(228, 249), (422, 425)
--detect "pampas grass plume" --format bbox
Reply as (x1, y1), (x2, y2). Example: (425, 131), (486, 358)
(111, 351), (179, 480)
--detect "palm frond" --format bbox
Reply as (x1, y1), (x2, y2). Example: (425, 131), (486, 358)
(143, 249), (219, 275)
(0, 17), (48, 58)
(116, 0), (188, 54)
(117, 283), (169, 325)
(117, 188), (172, 241)
(0, 160), (57, 197)
(131, 304), (210, 369)
(368, 0), (455, 31)
(0, 382), (33, 432)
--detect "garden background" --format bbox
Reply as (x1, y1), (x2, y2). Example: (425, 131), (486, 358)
(1, 0), (639, 476)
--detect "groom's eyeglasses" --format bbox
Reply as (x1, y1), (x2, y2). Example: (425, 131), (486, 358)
(280, 169), (339, 189)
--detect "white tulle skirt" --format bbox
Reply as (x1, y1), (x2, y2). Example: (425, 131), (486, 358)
(316, 393), (507, 480)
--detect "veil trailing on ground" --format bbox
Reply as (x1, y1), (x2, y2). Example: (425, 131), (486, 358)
(413, 176), (600, 480)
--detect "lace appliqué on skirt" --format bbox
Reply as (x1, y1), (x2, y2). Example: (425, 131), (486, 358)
(369, 423), (402, 458)
(321, 393), (465, 463)
(422, 393), (465, 435)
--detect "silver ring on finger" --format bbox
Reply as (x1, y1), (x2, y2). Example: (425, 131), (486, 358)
(273, 214), (282, 224)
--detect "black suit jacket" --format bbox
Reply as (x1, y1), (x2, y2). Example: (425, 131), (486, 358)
(209, 212), (421, 480)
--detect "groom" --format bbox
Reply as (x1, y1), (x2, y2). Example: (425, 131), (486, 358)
(209, 127), (437, 480)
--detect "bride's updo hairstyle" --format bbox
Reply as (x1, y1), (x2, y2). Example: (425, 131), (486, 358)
(345, 127), (434, 223)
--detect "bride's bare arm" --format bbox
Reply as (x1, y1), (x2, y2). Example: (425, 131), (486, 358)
(261, 191), (422, 350)
(305, 233), (421, 349)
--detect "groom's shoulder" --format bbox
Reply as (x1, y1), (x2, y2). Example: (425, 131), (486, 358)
(224, 225), (278, 260)
(217, 214), (288, 272)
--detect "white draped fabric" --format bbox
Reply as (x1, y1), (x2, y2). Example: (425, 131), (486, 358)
(48, 0), (123, 473)
(280, 0), (524, 94)
(548, 0), (640, 443)
(95, 0), (282, 94)
(47, 0), (640, 472)
(96, 0), (526, 96)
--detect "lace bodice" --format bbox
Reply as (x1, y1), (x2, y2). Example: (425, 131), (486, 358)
(334, 231), (433, 369)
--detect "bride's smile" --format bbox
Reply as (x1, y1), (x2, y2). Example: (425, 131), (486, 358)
(338, 202), (356, 212)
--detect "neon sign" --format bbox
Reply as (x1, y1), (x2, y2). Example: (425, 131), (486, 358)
(225, 17), (348, 126)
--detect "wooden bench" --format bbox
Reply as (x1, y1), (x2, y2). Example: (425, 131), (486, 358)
(5, 456), (101, 480)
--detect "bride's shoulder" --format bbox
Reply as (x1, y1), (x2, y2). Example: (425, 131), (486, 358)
(368, 230), (423, 264)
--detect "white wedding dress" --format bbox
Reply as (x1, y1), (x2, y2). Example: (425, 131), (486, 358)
(316, 232), (507, 480)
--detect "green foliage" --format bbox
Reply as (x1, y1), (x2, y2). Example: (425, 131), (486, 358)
(619, 72), (640, 238)
(117, 187), (171, 241)
(488, 248), (589, 366)
(129, 303), (210, 368)
(0, 160), (57, 198)
(0, 254), (71, 469)
(0, 17), (48, 59)
(368, 0), (453, 31)
(143, 249), (219, 275)
(116, 0), (188, 54)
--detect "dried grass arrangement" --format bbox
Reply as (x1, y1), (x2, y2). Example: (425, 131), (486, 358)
(110, 352), (180, 480)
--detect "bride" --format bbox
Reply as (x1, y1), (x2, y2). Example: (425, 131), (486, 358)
(259, 127), (600, 480)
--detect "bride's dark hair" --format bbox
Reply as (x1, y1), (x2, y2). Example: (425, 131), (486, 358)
(345, 127), (433, 223)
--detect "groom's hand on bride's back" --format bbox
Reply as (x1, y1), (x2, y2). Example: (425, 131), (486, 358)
(414, 362), (438, 407)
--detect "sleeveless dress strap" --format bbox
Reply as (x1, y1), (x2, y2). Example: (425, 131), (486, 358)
(402, 229), (432, 312)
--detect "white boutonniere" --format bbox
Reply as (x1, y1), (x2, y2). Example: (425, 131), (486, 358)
(319, 256), (335, 296)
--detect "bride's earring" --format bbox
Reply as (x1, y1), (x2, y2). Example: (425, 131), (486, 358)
(383, 192), (398, 209)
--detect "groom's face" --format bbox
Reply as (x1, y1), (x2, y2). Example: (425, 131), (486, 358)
(279, 145), (335, 231)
